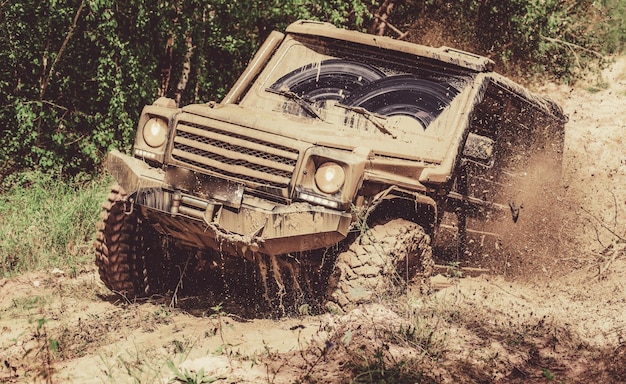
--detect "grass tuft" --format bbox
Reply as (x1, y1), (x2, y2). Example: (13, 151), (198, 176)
(0, 171), (110, 277)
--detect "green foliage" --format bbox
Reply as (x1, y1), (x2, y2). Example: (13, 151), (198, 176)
(0, 0), (623, 179)
(389, 0), (623, 82)
(508, 0), (606, 80)
(167, 362), (220, 384)
(0, 0), (374, 179)
(0, 1), (149, 177)
(598, 0), (626, 53)
(350, 351), (429, 383)
(0, 171), (109, 276)
(542, 368), (556, 380)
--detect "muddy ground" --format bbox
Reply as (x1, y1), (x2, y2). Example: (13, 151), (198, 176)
(1, 59), (625, 383)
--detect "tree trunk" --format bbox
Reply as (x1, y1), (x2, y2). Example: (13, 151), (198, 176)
(175, 34), (193, 106)
(159, 35), (174, 98)
(369, 0), (395, 36)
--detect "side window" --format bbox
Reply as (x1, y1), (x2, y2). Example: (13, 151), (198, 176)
(462, 85), (504, 167)
(461, 81), (520, 203)
(469, 89), (506, 141)
(465, 80), (539, 169)
(461, 78), (563, 207)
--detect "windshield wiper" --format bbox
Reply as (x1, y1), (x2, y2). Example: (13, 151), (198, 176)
(266, 87), (324, 121)
(337, 104), (399, 139)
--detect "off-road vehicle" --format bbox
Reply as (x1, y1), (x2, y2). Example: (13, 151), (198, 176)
(95, 20), (566, 313)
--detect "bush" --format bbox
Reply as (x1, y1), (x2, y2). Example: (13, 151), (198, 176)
(387, 0), (623, 83)
(0, 1), (374, 180)
(0, 1), (623, 180)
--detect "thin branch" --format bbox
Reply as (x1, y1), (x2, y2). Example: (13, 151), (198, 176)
(64, 134), (87, 147)
(369, 0), (409, 40)
(580, 206), (625, 242)
(373, 14), (409, 40)
(540, 35), (605, 59)
(40, 0), (85, 99)
(597, 245), (625, 278)
(611, 190), (618, 230)
(41, 99), (69, 112)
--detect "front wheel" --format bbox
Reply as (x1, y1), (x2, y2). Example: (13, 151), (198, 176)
(94, 185), (172, 298)
(326, 218), (434, 313)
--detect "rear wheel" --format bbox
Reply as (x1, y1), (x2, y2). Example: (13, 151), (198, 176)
(326, 218), (434, 313)
(95, 185), (171, 298)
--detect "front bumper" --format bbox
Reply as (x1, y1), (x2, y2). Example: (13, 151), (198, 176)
(106, 150), (352, 256)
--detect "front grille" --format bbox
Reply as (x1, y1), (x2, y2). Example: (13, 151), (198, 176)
(170, 116), (300, 199)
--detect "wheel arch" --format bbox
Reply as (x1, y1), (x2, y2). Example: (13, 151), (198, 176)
(361, 187), (438, 235)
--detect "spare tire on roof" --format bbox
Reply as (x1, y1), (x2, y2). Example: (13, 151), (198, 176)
(343, 75), (460, 128)
(268, 59), (385, 102)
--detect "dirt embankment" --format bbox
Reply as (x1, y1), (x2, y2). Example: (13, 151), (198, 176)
(1, 59), (625, 383)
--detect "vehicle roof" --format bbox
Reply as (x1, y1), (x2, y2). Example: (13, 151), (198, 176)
(286, 20), (495, 73)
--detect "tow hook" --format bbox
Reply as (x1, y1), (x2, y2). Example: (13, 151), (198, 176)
(124, 198), (135, 215)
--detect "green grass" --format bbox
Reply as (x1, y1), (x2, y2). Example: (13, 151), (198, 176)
(0, 171), (110, 277)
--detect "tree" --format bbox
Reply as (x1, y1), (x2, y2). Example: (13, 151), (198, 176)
(0, 0), (374, 181)
(1, 0), (617, 181)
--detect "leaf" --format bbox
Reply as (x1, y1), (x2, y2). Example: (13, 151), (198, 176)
(36, 318), (47, 330)
(49, 338), (59, 352)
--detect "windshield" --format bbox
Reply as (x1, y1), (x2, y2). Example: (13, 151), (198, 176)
(240, 35), (474, 139)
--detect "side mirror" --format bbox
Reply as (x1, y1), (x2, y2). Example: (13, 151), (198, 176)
(463, 133), (495, 166)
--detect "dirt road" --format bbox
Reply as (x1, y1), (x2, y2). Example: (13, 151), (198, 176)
(1, 59), (625, 383)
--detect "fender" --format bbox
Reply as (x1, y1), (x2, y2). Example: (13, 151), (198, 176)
(362, 186), (438, 234)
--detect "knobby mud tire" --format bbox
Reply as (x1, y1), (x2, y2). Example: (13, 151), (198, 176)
(95, 185), (169, 299)
(326, 218), (434, 313)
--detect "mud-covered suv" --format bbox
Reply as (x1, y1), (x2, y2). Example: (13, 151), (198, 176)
(96, 20), (566, 313)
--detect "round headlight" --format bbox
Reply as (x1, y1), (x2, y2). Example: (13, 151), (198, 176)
(315, 162), (345, 194)
(142, 118), (168, 148)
